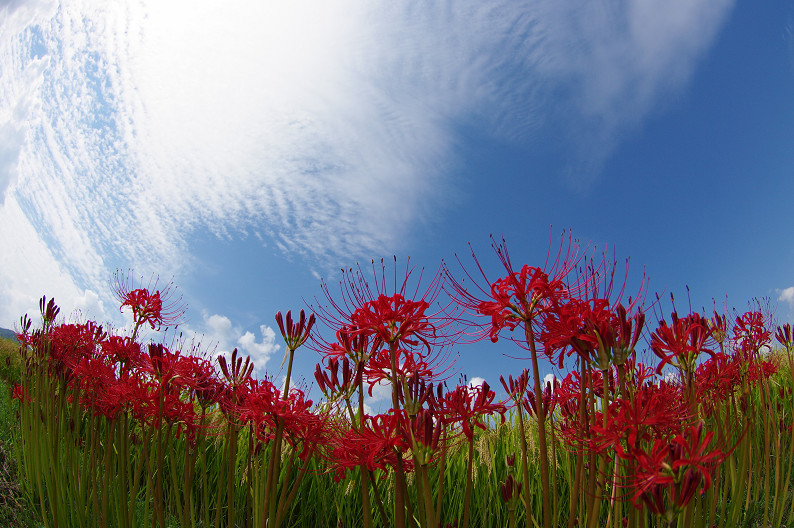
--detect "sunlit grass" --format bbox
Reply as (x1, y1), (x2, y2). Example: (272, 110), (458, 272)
(7, 308), (794, 527)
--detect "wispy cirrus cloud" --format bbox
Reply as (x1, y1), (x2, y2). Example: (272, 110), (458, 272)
(0, 0), (734, 327)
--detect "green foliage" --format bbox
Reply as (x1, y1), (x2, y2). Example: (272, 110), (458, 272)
(0, 376), (41, 528)
(0, 335), (23, 386)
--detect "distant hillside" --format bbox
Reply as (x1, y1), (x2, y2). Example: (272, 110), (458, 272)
(0, 327), (16, 341)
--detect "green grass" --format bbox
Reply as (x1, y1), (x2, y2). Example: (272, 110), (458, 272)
(4, 332), (794, 528)
(0, 335), (42, 528)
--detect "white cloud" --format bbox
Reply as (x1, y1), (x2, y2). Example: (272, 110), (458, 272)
(199, 312), (280, 376)
(0, 195), (117, 328)
(533, 0), (734, 183)
(778, 287), (794, 307)
(0, 0), (735, 326)
(469, 376), (486, 388)
(72, 288), (106, 322)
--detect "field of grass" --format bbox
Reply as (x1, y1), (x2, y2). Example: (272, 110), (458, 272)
(0, 335), (41, 528)
(4, 325), (794, 528)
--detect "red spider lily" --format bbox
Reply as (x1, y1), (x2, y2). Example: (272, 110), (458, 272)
(554, 371), (587, 423)
(312, 258), (456, 350)
(708, 310), (728, 349)
(217, 348), (255, 419)
(314, 356), (360, 400)
(328, 411), (411, 482)
(11, 383), (29, 403)
(408, 408), (445, 465)
(320, 325), (376, 363)
(631, 422), (731, 514)
(364, 346), (435, 392)
(775, 323), (794, 351)
(397, 376), (439, 416)
(589, 382), (691, 459)
(438, 381), (505, 441)
(42, 295), (61, 325)
(500, 474), (523, 504)
(477, 264), (564, 342)
(351, 294), (436, 351)
(732, 311), (771, 358)
(445, 234), (580, 345)
(238, 379), (325, 460)
(524, 379), (558, 420)
(650, 312), (715, 375)
(135, 343), (198, 394)
(312, 259), (458, 411)
(72, 355), (122, 418)
(695, 352), (740, 413)
(134, 384), (200, 440)
(502, 369), (559, 420)
(542, 298), (613, 368)
(93, 370), (154, 421)
(745, 357), (778, 385)
(101, 335), (142, 367)
(612, 304), (646, 366)
(500, 369), (530, 404)
(276, 309), (316, 351)
(111, 270), (186, 333)
(33, 321), (107, 381)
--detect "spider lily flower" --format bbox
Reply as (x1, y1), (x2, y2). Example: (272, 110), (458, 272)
(732, 310), (771, 358)
(500, 474), (522, 504)
(217, 348), (255, 420)
(631, 422), (731, 518)
(276, 309), (316, 352)
(111, 270), (186, 335)
(500, 369), (530, 405)
(775, 323), (794, 350)
(444, 233), (584, 347)
(39, 296), (61, 330)
(312, 258), (459, 371)
(439, 381), (505, 442)
(588, 381), (690, 459)
(523, 379), (558, 420)
(328, 411), (411, 482)
(351, 294), (437, 351)
(650, 311), (715, 375)
(408, 408), (444, 466)
(314, 356), (359, 400)
(708, 310), (728, 349)
(364, 346), (434, 393)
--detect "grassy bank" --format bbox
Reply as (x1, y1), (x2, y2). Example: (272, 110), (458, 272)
(0, 335), (41, 528)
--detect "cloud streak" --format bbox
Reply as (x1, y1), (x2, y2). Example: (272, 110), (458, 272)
(0, 0), (734, 326)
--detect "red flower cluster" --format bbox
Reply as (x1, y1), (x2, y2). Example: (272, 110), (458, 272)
(632, 423), (730, 516)
(111, 270), (186, 334)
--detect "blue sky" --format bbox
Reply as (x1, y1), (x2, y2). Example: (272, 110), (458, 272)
(1, 1), (793, 404)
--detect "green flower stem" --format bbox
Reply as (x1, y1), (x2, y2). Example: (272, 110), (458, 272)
(566, 359), (587, 528)
(585, 372), (610, 528)
(275, 450), (314, 527)
(435, 430), (447, 521)
(388, 341), (408, 528)
(420, 463), (436, 528)
(357, 380), (375, 528)
(368, 467), (390, 526)
(525, 324), (552, 528)
(226, 423), (240, 528)
(461, 436), (474, 528)
(100, 419), (117, 528)
(515, 401), (532, 528)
